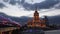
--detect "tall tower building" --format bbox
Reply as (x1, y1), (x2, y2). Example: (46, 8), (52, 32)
(27, 8), (46, 28)
(33, 10), (40, 23)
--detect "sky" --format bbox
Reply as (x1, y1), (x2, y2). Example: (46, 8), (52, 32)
(0, 0), (60, 25)
(0, 0), (60, 17)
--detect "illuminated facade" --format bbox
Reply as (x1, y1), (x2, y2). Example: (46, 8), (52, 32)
(27, 9), (46, 28)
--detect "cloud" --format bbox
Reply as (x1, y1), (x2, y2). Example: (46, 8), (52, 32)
(0, 4), (60, 17)
(0, 4), (34, 17)
(9, 0), (16, 5)
(9, 0), (21, 5)
(20, 0), (25, 4)
(25, 0), (45, 4)
(0, 3), (6, 8)
(39, 9), (60, 17)
(0, 0), (60, 17)
(22, 0), (60, 10)
(53, 2), (60, 9)
(0, 0), (60, 10)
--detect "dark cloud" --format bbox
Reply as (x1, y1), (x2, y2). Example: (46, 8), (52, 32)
(3, 0), (9, 2)
(9, 0), (21, 5)
(0, 3), (6, 8)
(22, 0), (60, 10)
(9, 0), (25, 5)
(1, 0), (60, 10)
(20, 0), (25, 4)
(9, 0), (17, 5)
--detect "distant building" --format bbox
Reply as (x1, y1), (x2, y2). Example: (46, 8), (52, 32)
(27, 9), (46, 28)
(44, 16), (49, 26)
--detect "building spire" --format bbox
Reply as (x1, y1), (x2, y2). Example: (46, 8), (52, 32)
(34, 5), (38, 15)
(35, 5), (38, 11)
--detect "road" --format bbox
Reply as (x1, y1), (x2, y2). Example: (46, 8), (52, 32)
(45, 30), (60, 34)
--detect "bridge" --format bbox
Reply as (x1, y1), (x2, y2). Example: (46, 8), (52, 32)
(0, 27), (20, 34)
